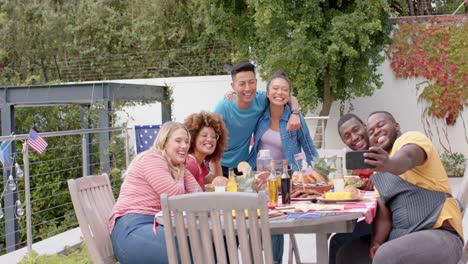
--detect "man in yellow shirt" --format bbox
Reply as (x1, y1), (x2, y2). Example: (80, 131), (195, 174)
(337, 111), (463, 264)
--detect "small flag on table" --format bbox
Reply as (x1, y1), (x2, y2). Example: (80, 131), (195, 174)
(27, 129), (48, 154)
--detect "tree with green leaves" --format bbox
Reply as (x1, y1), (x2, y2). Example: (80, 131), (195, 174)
(0, 0), (231, 84)
(203, 0), (393, 146)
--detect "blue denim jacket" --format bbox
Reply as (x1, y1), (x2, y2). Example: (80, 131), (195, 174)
(248, 105), (319, 171)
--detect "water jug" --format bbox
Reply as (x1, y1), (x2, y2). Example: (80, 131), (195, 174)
(256, 149), (272, 172)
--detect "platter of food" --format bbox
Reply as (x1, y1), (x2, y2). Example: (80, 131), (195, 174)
(291, 197), (318, 202)
(290, 189), (321, 202)
(291, 182), (332, 194)
(290, 170), (331, 193)
(316, 197), (362, 203)
(317, 185), (362, 203)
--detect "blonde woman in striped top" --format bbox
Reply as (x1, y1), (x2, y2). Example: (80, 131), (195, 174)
(109, 121), (200, 264)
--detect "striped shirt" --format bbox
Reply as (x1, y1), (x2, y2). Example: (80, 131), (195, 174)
(389, 131), (463, 239)
(108, 150), (200, 233)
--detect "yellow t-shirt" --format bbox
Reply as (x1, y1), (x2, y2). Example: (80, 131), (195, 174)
(389, 131), (463, 239)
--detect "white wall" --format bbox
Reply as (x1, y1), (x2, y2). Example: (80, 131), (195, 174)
(323, 60), (468, 157)
(114, 75), (267, 126)
(114, 60), (467, 157)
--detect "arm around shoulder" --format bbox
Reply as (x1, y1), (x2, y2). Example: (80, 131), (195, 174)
(286, 96), (301, 131)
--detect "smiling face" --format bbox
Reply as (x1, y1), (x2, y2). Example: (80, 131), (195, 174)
(164, 128), (190, 166)
(194, 126), (218, 158)
(367, 113), (400, 152)
(339, 117), (369, 151)
(231, 71), (257, 109)
(267, 78), (290, 107)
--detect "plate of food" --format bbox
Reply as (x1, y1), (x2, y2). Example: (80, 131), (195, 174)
(291, 197), (318, 202)
(316, 197), (362, 203)
(290, 189), (322, 202)
(317, 185), (362, 203)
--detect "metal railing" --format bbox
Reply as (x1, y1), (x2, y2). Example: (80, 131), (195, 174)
(304, 116), (329, 149)
(0, 127), (131, 255)
(0, 117), (328, 256)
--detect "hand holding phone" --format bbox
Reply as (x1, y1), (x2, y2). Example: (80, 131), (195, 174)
(346, 150), (376, 170)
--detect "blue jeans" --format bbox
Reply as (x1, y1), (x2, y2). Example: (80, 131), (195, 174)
(329, 220), (371, 264)
(272, 234), (284, 263)
(112, 213), (283, 263)
(111, 213), (175, 264)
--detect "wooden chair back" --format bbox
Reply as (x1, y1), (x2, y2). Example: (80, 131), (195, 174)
(68, 174), (116, 264)
(161, 192), (273, 264)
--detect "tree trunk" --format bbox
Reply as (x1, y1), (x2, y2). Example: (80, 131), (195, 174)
(418, 0), (426, 15)
(40, 59), (49, 82)
(407, 0), (415, 16)
(421, 0), (428, 15)
(313, 74), (335, 149)
(54, 55), (62, 80)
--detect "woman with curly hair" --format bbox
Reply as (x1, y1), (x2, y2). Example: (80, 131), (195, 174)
(184, 111), (227, 188)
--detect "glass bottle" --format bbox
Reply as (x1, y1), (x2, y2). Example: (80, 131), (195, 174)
(226, 168), (238, 192)
(268, 160), (278, 206)
(256, 149), (272, 172)
(281, 160), (291, 204)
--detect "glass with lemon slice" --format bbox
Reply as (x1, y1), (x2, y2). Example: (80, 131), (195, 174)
(236, 162), (255, 192)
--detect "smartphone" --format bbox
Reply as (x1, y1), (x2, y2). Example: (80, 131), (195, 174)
(345, 150), (375, 170)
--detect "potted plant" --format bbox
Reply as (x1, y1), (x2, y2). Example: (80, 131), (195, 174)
(441, 152), (466, 177)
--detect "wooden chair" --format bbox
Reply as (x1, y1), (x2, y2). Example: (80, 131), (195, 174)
(457, 163), (468, 264)
(68, 174), (116, 264)
(161, 192), (274, 264)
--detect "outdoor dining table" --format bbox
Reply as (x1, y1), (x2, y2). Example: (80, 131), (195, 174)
(157, 191), (377, 264)
(270, 191), (377, 264)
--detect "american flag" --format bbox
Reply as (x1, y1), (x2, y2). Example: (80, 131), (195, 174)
(0, 141), (11, 166)
(27, 128), (48, 154)
(135, 125), (161, 153)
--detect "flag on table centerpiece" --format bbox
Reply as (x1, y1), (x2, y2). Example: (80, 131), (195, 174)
(135, 125), (161, 153)
(27, 128), (48, 154)
(0, 141), (11, 166)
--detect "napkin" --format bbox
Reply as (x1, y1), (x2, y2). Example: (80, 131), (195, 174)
(288, 213), (321, 219)
(294, 204), (344, 212)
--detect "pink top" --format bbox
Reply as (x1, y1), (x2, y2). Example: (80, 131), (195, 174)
(108, 151), (200, 233)
(186, 155), (209, 189)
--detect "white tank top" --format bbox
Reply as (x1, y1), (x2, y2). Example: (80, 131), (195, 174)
(258, 128), (285, 170)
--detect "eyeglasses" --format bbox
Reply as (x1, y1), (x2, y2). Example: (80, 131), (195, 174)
(199, 133), (220, 141)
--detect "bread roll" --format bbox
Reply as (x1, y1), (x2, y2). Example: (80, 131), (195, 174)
(292, 172), (316, 184)
(344, 185), (360, 198)
(311, 171), (326, 183)
(291, 171), (301, 182)
(303, 175), (316, 184)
